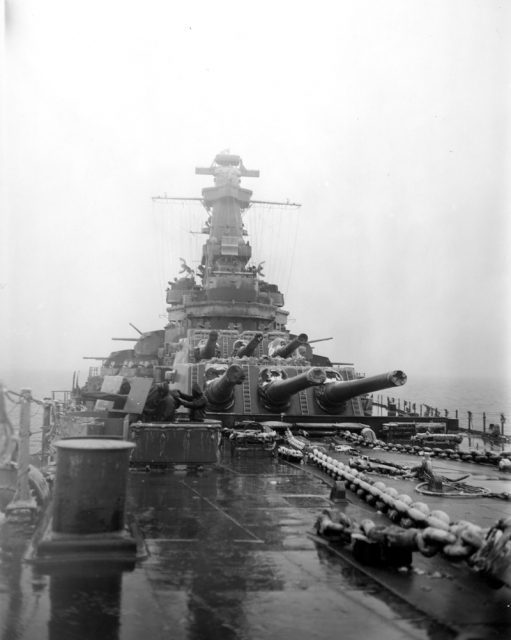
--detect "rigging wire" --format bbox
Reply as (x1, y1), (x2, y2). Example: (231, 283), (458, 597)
(153, 200), (204, 287)
(245, 203), (299, 296)
(285, 204), (302, 298)
(153, 199), (300, 300)
(151, 199), (167, 317)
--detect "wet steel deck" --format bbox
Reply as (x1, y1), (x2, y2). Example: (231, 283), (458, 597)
(1, 448), (510, 639)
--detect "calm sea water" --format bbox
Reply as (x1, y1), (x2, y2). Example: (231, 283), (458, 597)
(388, 373), (511, 431)
(2, 369), (510, 433)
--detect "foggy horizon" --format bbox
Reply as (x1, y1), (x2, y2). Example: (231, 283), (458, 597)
(1, 0), (510, 388)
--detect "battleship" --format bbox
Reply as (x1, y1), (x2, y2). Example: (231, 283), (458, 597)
(1, 152), (510, 639)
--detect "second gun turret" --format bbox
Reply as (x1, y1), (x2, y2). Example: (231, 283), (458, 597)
(259, 367), (327, 411)
(205, 364), (246, 410)
(315, 370), (407, 414)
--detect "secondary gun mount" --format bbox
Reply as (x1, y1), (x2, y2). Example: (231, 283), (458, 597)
(259, 367), (327, 411)
(315, 370), (407, 414)
(205, 364), (246, 411)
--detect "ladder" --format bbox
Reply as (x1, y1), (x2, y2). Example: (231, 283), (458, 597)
(349, 397), (364, 416)
(191, 364), (200, 388)
(298, 390), (310, 416)
(220, 334), (230, 358)
(241, 365), (252, 413)
(343, 368), (363, 416)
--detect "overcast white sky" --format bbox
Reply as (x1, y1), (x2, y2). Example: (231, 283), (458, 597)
(1, 0), (510, 382)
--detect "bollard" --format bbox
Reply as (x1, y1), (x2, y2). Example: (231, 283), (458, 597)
(52, 438), (135, 534)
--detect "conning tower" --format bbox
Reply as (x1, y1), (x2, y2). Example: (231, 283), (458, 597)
(165, 153), (288, 335)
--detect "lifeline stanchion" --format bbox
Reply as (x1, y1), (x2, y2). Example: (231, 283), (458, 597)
(6, 388), (38, 523)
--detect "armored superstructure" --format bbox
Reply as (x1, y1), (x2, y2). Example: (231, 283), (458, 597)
(94, 152), (406, 425)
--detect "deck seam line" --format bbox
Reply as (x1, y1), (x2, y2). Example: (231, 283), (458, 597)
(180, 480), (264, 542)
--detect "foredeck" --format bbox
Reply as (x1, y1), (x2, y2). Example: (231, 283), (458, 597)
(1, 446), (510, 640)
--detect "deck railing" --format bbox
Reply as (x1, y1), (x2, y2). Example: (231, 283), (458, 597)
(372, 394), (507, 436)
